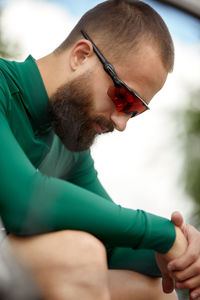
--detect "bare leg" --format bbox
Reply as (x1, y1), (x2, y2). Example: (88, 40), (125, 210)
(9, 231), (178, 300)
(108, 269), (178, 300)
(9, 230), (110, 300)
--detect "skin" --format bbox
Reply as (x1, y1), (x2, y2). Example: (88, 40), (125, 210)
(9, 38), (188, 299)
(37, 39), (167, 134)
(9, 231), (178, 300)
(170, 212), (200, 300)
(156, 226), (188, 294)
(47, 74), (114, 152)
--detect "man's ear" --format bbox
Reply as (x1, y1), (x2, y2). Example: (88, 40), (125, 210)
(69, 40), (93, 71)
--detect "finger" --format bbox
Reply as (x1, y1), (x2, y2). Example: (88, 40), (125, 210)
(168, 226), (199, 271)
(190, 287), (200, 300)
(171, 211), (184, 228)
(168, 254), (192, 272)
(176, 274), (200, 290)
(173, 262), (199, 282)
(162, 274), (174, 293)
(168, 246), (196, 271)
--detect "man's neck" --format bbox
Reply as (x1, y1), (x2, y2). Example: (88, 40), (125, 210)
(36, 51), (69, 98)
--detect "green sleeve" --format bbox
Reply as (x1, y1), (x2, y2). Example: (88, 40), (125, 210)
(0, 104), (175, 254)
(108, 248), (161, 277)
(68, 150), (113, 202)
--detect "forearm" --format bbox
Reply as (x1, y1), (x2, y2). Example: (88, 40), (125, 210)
(1, 171), (175, 253)
(155, 227), (188, 295)
(0, 113), (176, 252)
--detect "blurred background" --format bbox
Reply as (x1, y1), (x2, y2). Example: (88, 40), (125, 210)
(0, 0), (199, 226)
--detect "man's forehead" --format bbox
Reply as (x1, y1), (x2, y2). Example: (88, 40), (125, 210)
(113, 45), (168, 104)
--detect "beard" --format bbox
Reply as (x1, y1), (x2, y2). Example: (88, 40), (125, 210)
(47, 73), (114, 152)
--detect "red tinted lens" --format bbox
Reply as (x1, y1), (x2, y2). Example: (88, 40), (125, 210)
(107, 86), (147, 116)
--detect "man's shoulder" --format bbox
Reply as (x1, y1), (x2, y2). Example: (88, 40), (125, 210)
(0, 58), (19, 97)
(0, 62), (12, 111)
(0, 57), (16, 77)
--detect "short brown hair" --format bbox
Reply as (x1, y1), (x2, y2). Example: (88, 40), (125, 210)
(55, 0), (174, 72)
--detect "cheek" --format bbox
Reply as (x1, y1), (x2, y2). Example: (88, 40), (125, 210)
(92, 91), (114, 114)
(91, 77), (115, 114)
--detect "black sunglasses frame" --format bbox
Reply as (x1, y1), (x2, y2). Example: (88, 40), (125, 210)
(80, 30), (150, 116)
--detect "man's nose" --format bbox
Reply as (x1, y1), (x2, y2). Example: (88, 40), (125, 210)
(110, 112), (131, 131)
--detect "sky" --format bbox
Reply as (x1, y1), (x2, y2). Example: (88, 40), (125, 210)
(0, 0), (200, 222)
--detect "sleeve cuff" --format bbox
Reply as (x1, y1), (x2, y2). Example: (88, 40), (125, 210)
(138, 211), (176, 254)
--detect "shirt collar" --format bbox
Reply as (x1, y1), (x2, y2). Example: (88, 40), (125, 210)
(16, 55), (51, 132)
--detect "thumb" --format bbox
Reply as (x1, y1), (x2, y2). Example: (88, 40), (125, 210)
(171, 211), (184, 229)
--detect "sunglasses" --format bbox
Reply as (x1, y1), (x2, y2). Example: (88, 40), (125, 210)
(81, 30), (150, 118)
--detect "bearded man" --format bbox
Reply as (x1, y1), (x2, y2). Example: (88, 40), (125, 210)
(1, 1), (200, 300)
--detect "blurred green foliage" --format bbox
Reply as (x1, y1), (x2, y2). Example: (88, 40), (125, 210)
(181, 89), (200, 227)
(0, 10), (20, 59)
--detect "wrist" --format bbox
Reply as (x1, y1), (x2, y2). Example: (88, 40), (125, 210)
(163, 226), (187, 261)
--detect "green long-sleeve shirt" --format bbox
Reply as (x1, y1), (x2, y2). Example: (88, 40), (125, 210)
(0, 55), (175, 253)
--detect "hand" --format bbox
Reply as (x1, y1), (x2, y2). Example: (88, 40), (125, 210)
(155, 252), (175, 293)
(155, 226), (188, 294)
(169, 211), (200, 299)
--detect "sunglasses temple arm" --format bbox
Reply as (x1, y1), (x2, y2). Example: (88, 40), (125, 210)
(81, 31), (127, 88)
(80, 30), (116, 74)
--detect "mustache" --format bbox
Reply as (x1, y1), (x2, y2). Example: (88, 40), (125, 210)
(93, 116), (114, 133)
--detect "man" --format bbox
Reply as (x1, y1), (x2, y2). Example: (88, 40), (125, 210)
(0, 0), (198, 299)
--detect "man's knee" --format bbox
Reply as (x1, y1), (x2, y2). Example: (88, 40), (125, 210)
(48, 230), (110, 300)
(9, 231), (110, 300)
(9, 230), (108, 277)
(59, 230), (107, 262)
(10, 230), (106, 258)
(58, 231), (110, 295)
